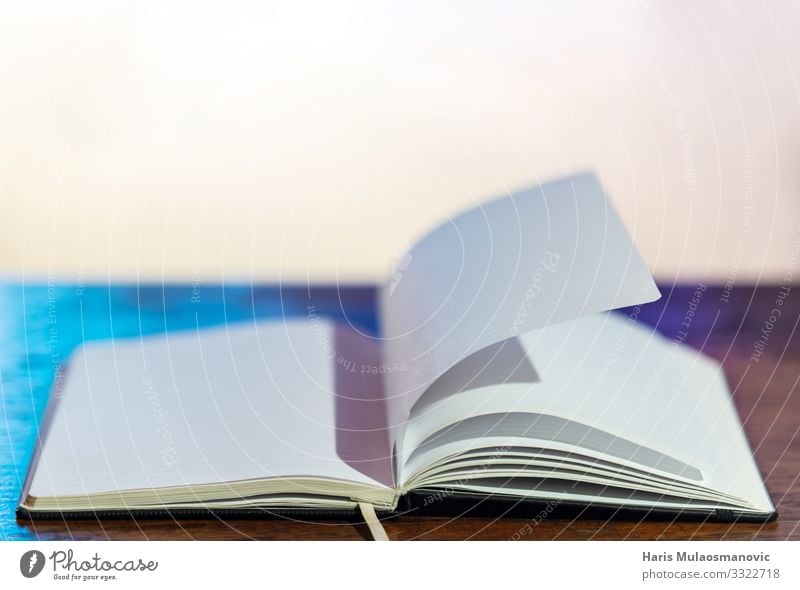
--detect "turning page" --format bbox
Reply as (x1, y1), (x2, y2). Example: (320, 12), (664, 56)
(379, 173), (661, 454)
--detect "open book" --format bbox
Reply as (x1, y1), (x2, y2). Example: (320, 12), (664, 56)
(18, 174), (776, 522)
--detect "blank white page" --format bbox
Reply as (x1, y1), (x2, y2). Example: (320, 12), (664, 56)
(29, 319), (393, 500)
(381, 173), (660, 443)
(400, 313), (773, 512)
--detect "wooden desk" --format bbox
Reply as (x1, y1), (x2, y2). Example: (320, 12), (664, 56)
(1, 283), (797, 540)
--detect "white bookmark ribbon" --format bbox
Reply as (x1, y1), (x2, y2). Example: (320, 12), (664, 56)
(358, 503), (390, 541)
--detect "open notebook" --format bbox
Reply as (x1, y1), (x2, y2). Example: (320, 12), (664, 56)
(18, 173), (776, 522)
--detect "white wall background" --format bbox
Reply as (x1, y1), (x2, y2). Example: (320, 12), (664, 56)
(1, 1), (799, 284)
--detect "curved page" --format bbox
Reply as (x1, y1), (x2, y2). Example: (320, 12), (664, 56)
(380, 173), (660, 450)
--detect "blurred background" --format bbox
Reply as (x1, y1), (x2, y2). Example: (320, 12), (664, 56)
(1, 0), (799, 284)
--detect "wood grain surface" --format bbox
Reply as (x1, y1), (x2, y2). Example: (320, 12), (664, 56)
(1, 283), (797, 540)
